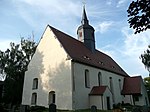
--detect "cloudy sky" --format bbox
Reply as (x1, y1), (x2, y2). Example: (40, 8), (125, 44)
(0, 0), (150, 78)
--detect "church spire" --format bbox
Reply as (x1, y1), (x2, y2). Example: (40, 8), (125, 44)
(77, 5), (95, 52)
(81, 6), (89, 25)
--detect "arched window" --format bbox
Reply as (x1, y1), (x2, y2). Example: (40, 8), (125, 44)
(48, 91), (55, 104)
(31, 93), (37, 105)
(98, 72), (102, 86)
(85, 69), (90, 88)
(32, 78), (38, 89)
(118, 79), (121, 92)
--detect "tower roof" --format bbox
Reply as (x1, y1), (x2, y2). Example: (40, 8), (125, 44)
(82, 6), (89, 25)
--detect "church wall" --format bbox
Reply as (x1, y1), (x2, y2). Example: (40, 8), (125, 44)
(22, 26), (73, 110)
(135, 80), (149, 106)
(72, 62), (125, 110)
(123, 95), (134, 105)
(89, 96), (102, 109)
(89, 87), (113, 110)
(103, 87), (113, 110)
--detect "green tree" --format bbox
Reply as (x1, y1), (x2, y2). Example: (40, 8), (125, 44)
(0, 38), (37, 107)
(141, 46), (150, 101)
(140, 45), (150, 75)
(144, 77), (150, 101)
(127, 0), (150, 34)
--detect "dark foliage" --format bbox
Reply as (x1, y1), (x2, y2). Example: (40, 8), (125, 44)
(127, 0), (150, 34)
(140, 45), (150, 73)
(144, 77), (150, 102)
(0, 38), (37, 107)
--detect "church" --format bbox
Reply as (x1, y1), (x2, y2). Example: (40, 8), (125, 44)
(22, 6), (149, 110)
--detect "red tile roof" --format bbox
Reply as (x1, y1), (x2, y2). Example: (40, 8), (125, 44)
(89, 86), (107, 95)
(49, 25), (129, 77)
(122, 76), (142, 95)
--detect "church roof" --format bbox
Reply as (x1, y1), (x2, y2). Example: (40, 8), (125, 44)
(122, 76), (142, 95)
(89, 86), (107, 95)
(49, 25), (128, 77)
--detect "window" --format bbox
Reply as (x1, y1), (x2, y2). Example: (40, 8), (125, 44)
(85, 69), (90, 88)
(98, 72), (102, 86)
(118, 79), (121, 92)
(79, 32), (82, 37)
(48, 91), (55, 104)
(134, 96), (139, 101)
(32, 78), (38, 89)
(109, 77), (113, 92)
(31, 93), (37, 105)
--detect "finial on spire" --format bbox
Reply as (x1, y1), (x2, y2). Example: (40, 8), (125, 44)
(81, 0), (89, 25)
(82, 0), (86, 7)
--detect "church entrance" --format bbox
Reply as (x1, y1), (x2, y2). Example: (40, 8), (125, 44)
(106, 97), (110, 110)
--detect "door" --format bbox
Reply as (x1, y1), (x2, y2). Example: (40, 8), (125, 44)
(106, 97), (111, 110)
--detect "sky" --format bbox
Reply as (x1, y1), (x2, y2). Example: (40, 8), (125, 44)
(0, 0), (150, 78)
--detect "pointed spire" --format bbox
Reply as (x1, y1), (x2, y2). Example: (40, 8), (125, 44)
(81, 6), (89, 25)
(77, 4), (96, 52)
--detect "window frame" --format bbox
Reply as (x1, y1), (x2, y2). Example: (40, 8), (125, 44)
(85, 69), (90, 88)
(98, 72), (102, 86)
(31, 92), (37, 105)
(32, 78), (38, 90)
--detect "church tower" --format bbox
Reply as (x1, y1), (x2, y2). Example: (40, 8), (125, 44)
(77, 6), (95, 52)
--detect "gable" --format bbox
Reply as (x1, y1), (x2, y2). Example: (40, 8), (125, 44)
(49, 25), (128, 77)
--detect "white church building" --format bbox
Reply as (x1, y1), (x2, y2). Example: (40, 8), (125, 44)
(22, 7), (149, 110)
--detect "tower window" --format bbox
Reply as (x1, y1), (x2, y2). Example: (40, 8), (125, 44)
(31, 93), (37, 105)
(32, 78), (38, 89)
(79, 32), (82, 37)
(85, 69), (90, 88)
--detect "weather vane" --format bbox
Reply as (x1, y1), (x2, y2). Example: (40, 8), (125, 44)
(82, 0), (86, 6)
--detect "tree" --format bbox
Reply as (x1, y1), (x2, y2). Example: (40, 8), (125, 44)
(144, 77), (150, 101)
(0, 38), (37, 107)
(140, 45), (150, 75)
(127, 0), (150, 34)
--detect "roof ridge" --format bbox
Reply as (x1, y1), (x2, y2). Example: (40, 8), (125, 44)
(48, 25), (128, 77)
(49, 25), (111, 57)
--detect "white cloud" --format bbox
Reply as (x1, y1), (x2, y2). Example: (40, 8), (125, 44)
(120, 27), (150, 77)
(14, 0), (81, 17)
(96, 21), (113, 33)
(117, 0), (127, 7)
(122, 27), (150, 57)
(0, 39), (19, 51)
(98, 26), (150, 77)
(106, 0), (112, 5)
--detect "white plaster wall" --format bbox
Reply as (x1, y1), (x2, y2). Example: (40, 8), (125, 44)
(89, 87), (113, 110)
(102, 71), (124, 104)
(124, 95), (134, 105)
(72, 62), (125, 110)
(135, 80), (149, 106)
(89, 96), (102, 109)
(103, 88), (113, 110)
(22, 26), (72, 110)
